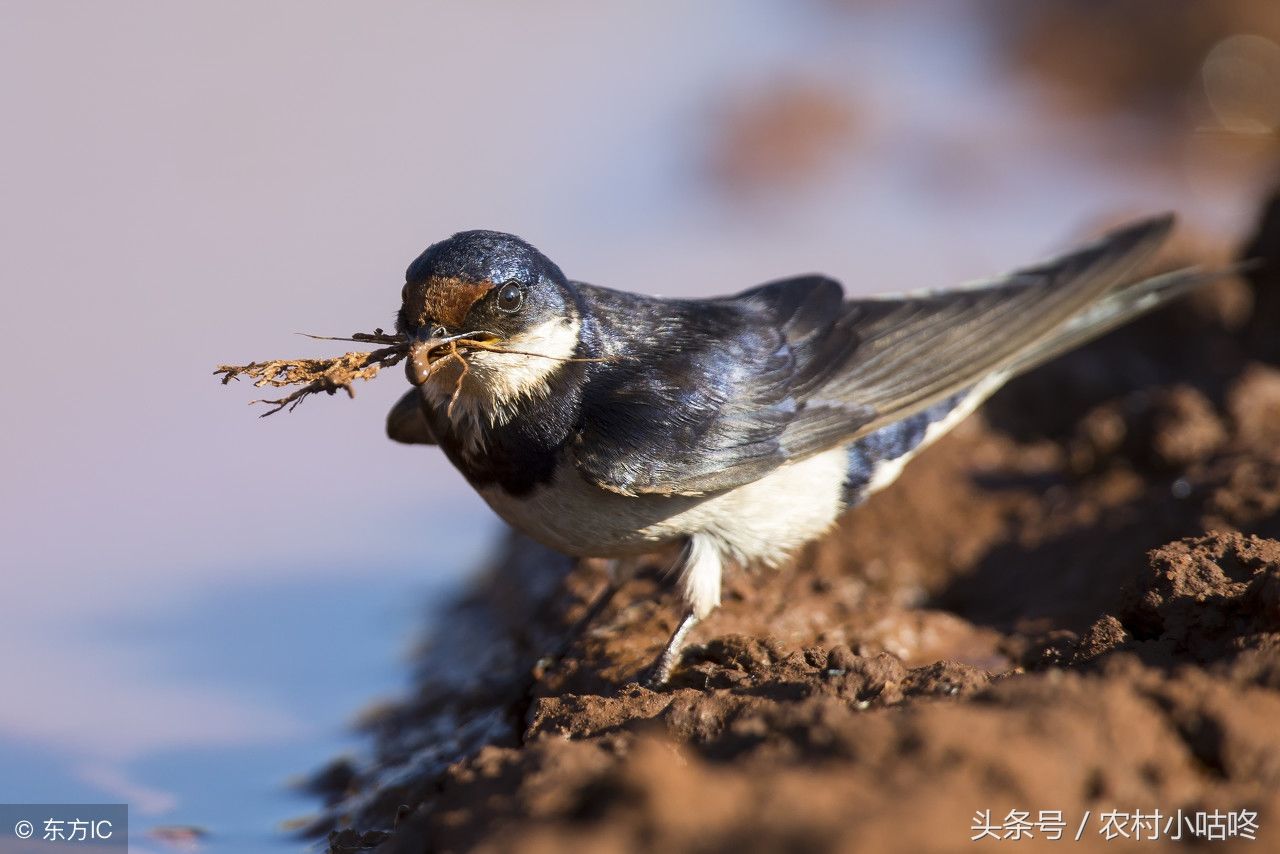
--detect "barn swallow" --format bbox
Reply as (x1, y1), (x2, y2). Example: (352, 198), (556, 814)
(386, 217), (1202, 685)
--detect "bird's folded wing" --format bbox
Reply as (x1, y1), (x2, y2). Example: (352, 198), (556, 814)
(574, 215), (1173, 498)
(386, 389), (436, 445)
(569, 277), (848, 497)
(777, 214), (1174, 459)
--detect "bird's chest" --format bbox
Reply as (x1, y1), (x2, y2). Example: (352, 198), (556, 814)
(420, 386), (576, 497)
(474, 458), (659, 556)
(434, 418), (562, 497)
(418, 386), (699, 555)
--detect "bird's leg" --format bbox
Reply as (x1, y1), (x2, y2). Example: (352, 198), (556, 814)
(646, 611), (701, 687)
(643, 534), (722, 687)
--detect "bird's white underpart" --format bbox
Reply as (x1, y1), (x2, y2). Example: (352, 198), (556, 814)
(680, 533), (723, 619)
(862, 371), (1010, 497)
(479, 444), (851, 566)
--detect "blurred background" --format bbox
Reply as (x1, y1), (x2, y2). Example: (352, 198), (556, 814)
(1, 1), (1277, 851)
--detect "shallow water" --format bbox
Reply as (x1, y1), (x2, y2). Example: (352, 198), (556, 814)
(0, 534), (492, 853)
(0, 2), (1261, 851)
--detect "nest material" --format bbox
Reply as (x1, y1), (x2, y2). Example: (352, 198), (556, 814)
(216, 329), (614, 417)
(215, 330), (409, 416)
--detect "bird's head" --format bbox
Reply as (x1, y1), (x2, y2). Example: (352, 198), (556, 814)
(396, 230), (582, 423)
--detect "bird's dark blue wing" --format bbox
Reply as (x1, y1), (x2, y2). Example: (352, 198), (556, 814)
(777, 215), (1175, 459)
(568, 278), (835, 496)
(572, 216), (1175, 496)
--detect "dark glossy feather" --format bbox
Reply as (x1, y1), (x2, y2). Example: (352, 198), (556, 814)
(778, 215), (1175, 459)
(572, 215), (1176, 496)
(570, 287), (799, 496)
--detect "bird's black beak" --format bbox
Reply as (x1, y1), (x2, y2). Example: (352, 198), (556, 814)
(406, 325), (451, 386)
(405, 327), (504, 386)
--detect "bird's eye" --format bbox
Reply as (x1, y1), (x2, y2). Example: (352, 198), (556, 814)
(496, 282), (523, 313)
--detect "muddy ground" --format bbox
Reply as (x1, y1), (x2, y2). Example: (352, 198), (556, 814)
(305, 198), (1280, 853)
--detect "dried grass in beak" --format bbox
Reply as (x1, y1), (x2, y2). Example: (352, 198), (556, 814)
(216, 328), (618, 417)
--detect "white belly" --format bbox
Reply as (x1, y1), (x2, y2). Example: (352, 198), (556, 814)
(477, 445), (850, 566)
